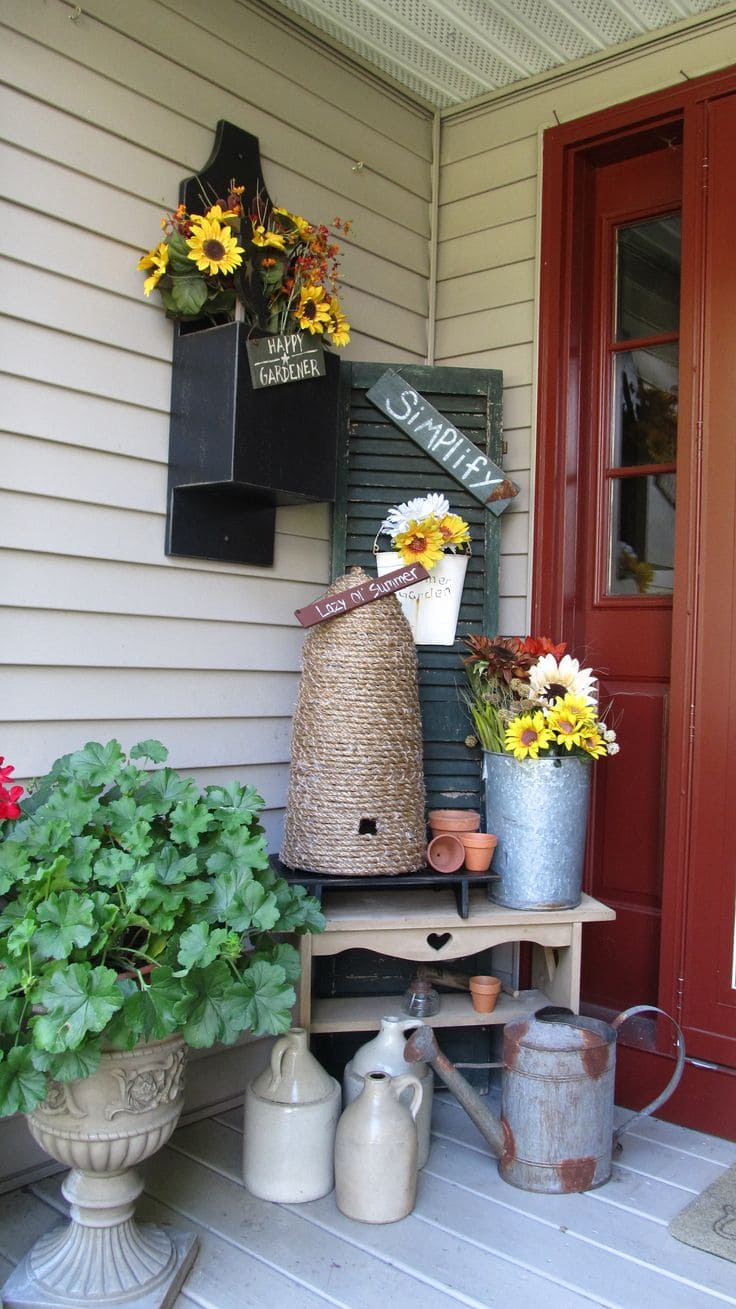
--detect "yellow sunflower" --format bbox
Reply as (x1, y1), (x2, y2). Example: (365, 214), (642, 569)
(545, 696), (590, 750)
(580, 727), (607, 759)
(295, 285), (332, 335)
(186, 218), (244, 276)
(274, 206), (312, 241)
(505, 712), (553, 760)
(190, 204), (241, 227)
(137, 242), (169, 296)
(251, 223), (287, 251)
(328, 297), (350, 347)
(438, 513), (471, 549)
(393, 518), (445, 570)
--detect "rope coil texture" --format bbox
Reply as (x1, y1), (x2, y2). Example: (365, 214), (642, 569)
(281, 568), (426, 876)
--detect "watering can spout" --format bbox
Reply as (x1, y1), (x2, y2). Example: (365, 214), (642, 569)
(403, 1025), (508, 1161)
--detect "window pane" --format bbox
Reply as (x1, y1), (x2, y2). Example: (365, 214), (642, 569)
(616, 215), (681, 340)
(612, 345), (679, 467)
(609, 475), (676, 596)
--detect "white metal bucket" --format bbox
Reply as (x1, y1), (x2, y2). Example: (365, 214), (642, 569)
(375, 551), (469, 645)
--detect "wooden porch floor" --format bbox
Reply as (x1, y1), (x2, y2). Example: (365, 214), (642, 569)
(2, 1092), (735, 1309)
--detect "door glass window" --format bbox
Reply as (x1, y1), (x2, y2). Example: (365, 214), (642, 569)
(608, 215), (680, 597)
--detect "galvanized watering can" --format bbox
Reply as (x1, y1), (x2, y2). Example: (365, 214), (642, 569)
(404, 1005), (685, 1194)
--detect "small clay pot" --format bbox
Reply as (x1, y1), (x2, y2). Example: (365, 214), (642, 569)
(427, 809), (481, 836)
(469, 975), (502, 1014)
(460, 832), (498, 873)
(426, 833), (465, 874)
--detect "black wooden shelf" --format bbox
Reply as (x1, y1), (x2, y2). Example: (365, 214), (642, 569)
(271, 855), (498, 920)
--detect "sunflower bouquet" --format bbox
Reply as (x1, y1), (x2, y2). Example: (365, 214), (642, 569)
(377, 494), (471, 571)
(462, 635), (620, 761)
(137, 183), (351, 346)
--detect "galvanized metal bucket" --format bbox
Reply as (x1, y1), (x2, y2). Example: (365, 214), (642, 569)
(482, 750), (592, 909)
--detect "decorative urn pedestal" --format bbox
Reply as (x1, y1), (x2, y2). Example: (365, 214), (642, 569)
(1, 1036), (196, 1309)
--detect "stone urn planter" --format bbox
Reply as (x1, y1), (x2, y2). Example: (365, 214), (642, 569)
(2, 1036), (196, 1309)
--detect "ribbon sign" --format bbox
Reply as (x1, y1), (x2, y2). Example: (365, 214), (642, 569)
(295, 562), (430, 627)
(366, 371), (519, 515)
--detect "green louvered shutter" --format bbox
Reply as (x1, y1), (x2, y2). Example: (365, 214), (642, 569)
(331, 363), (504, 812)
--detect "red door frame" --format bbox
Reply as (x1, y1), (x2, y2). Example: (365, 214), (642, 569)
(532, 65), (736, 1136)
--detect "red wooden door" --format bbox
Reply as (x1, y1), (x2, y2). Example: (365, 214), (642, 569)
(534, 67), (736, 1135)
(577, 145), (681, 1013)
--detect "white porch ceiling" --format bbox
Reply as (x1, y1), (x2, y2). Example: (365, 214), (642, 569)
(272, 0), (731, 107)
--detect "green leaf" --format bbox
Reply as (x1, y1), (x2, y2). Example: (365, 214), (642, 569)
(0, 957), (23, 1000)
(0, 839), (30, 893)
(0, 1045), (48, 1115)
(166, 230), (194, 272)
(34, 892), (96, 960)
(169, 799), (213, 849)
(250, 941), (301, 983)
(154, 847), (199, 885)
(204, 782), (264, 824)
(130, 740), (168, 764)
(137, 769), (197, 816)
(174, 960), (252, 1047)
(270, 880), (326, 934)
(67, 741), (125, 790)
(237, 960), (295, 1036)
(33, 963), (123, 1051)
(175, 922), (230, 973)
(0, 996), (24, 1034)
(31, 1041), (102, 1084)
(92, 848), (137, 887)
(6, 916), (36, 957)
(171, 276), (209, 317)
(66, 835), (102, 883)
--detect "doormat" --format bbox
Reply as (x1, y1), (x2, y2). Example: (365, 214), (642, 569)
(669, 1163), (736, 1262)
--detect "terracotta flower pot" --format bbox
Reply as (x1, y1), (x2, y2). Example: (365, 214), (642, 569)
(427, 809), (481, 837)
(426, 833), (465, 874)
(469, 975), (502, 1014)
(460, 831), (498, 872)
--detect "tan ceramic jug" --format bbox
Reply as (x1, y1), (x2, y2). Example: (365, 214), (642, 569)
(243, 1027), (341, 1202)
(343, 1015), (434, 1167)
(335, 1071), (423, 1223)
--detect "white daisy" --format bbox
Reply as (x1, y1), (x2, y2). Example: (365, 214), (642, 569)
(380, 493), (450, 539)
(528, 654), (598, 707)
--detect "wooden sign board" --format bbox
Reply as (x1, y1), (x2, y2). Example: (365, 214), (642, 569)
(246, 332), (326, 389)
(295, 562), (430, 627)
(366, 371), (518, 515)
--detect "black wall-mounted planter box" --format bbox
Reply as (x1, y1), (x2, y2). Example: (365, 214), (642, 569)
(166, 320), (343, 566)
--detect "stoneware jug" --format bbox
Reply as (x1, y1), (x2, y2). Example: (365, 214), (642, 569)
(335, 1071), (423, 1223)
(343, 1015), (434, 1168)
(244, 1027), (341, 1202)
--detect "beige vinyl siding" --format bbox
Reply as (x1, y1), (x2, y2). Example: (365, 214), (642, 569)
(0, 0), (433, 846)
(435, 11), (736, 634)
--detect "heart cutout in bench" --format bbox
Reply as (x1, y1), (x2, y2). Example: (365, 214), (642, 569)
(427, 932), (452, 951)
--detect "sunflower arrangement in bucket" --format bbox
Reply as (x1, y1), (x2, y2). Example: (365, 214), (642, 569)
(137, 183), (351, 346)
(377, 494), (471, 571)
(462, 635), (620, 761)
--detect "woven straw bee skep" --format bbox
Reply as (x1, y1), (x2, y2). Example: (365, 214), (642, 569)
(281, 567), (426, 876)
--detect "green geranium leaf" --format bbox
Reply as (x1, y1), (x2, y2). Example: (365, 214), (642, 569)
(41, 785), (99, 834)
(250, 941), (301, 983)
(66, 835), (102, 883)
(169, 800), (213, 849)
(154, 847), (199, 885)
(7, 916), (36, 958)
(0, 1045), (49, 1115)
(171, 276), (209, 317)
(33, 963), (123, 1051)
(238, 960), (295, 1036)
(0, 839), (30, 893)
(204, 782), (264, 823)
(272, 881), (327, 934)
(93, 848), (137, 887)
(137, 768), (197, 815)
(0, 957), (23, 1000)
(68, 740), (125, 790)
(34, 891), (96, 960)
(174, 960), (252, 1047)
(31, 1041), (102, 1083)
(0, 996), (24, 1034)
(175, 922), (230, 974)
(130, 740), (168, 764)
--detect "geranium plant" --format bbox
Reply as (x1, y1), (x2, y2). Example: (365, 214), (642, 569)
(137, 183), (351, 346)
(377, 493), (471, 571)
(0, 739), (324, 1117)
(462, 635), (620, 761)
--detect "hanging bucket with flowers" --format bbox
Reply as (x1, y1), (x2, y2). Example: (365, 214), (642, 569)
(374, 494), (471, 645)
(462, 636), (620, 909)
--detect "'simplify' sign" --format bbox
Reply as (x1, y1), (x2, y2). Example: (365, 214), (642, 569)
(366, 371), (519, 515)
(295, 562), (430, 627)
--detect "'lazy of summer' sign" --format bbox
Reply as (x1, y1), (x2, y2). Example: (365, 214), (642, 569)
(366, 371), (519, 515)
(294, 562), (429, 627)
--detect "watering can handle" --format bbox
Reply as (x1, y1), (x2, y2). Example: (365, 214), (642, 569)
(611, 1004), (686, 1143)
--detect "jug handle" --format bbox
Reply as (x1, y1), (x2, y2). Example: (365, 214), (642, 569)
(391, 1073), (423, 1121)
(611, 1005), (686, 1142)
(266, 1033), (294, 1092)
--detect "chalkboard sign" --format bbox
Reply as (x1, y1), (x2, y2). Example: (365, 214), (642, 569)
(246, 332), (326, 388)
(366, 370), (518, 514)
(295, 562), (430, 627)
